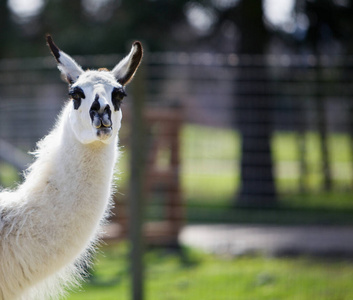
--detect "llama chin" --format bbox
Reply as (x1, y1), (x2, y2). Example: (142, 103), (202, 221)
(0, 35), (142, 300)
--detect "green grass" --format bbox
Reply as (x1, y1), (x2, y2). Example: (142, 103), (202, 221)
(272, 131), (353, 192)
(181, 126), (353, 210)
(0, 163), (20, 188)
(68, 243), (353, 300)
(181, 125), (239, 207)
(137, 124), (353, 224)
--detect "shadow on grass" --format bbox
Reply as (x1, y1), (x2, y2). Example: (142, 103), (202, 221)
(186, 192), (353, 225)
(85, 244), (201, 288)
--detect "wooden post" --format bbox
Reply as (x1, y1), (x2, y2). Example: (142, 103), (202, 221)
(166, 106), (183, 243)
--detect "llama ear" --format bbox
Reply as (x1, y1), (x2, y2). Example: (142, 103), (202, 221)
(46, 35), (84, 84)
(112, 41), (143, 86)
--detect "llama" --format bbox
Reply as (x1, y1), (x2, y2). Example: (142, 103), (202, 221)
(0, 35), (142, 300)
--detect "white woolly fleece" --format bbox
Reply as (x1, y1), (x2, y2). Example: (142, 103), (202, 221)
(0, 36), (142, 299)
(0, 104), (119, 300)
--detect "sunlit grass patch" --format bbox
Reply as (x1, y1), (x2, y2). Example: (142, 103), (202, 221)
(68, 243), (353, 300)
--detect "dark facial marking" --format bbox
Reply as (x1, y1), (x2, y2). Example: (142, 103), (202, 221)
(69, 86), (85, 110)
(104, 104), (112, 123)
(90, 94), (100, 122)
(111, 87), (127, 111)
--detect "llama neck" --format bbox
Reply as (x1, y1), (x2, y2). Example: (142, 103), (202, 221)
(5, 107), (120, 296)
(55, 123), (117, 212)
(59, 115), (117, 193)
(19, 106), (119, 245)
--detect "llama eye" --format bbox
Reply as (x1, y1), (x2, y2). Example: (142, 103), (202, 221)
(111, 87), (127, 111)
(69, 87), (85, 110)
(69, 87), (85, 100)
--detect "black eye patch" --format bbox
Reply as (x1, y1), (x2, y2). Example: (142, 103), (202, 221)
(69, 86), (86, 110)
(111, 87), (127, 111)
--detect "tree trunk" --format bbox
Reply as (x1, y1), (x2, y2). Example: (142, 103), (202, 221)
(235, 0), (277, 208)
(237, 93), (277, 207)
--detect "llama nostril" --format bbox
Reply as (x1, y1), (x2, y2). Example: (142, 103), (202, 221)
(101, 114), (112, 127)
(101, 105), (112, 128)
(90, 110), (101, 128)
(93, 115), (102, 128)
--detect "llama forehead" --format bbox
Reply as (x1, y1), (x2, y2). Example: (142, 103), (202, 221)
(74, 70), (120, 89)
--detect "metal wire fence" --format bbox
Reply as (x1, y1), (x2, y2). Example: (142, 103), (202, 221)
(1, 51), (353, 299)
(1, 52), (353, 209)
(0, 53), (353, 300)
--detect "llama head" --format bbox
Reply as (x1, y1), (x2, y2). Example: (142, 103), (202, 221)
(46, 35), (143, 145)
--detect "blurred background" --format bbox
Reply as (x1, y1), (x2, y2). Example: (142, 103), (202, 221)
(2, 0), (353, 299)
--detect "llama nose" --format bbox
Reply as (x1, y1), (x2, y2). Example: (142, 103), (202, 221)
(90, 103), (112, 129)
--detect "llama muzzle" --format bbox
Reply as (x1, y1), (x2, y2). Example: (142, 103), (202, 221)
(92, 111), (112, 129)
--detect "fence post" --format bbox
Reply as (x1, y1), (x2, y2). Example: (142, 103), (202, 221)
(129, 61), (146, 300)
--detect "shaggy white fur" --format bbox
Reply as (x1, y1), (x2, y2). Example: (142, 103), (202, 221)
(0, 36), (142, 300)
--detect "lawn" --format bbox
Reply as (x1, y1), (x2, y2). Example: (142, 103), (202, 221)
(68, 242), (353, 300)
(178, 125), (353, 225)
(181, 125), (353, 210)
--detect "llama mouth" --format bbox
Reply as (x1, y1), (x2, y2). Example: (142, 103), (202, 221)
(96, 127), (112, 139)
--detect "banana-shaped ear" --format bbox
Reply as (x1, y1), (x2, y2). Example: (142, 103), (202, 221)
(112, 41), (143, 86)
(46, 35), (84, 84)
